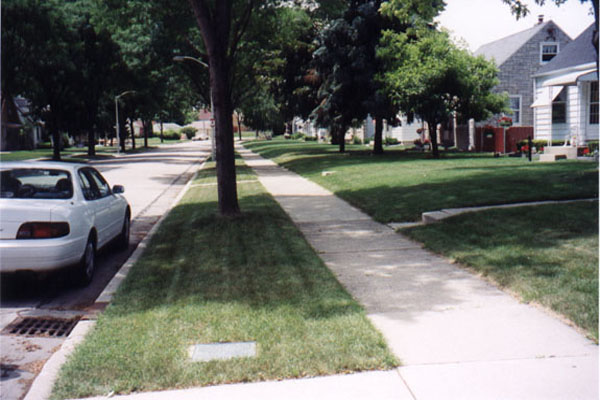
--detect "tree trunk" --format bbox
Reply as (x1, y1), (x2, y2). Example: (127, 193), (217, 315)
(373, 117), (384, 155)
(428, 120), (440, 159)
(129, 120), (136, 150)
(190, 0), (240, 216)
(160, 121), (164, 143)
(337, 125), (345, 153)
(211, 51), (240, 216)
(87, 128), (96, 157)
(119, 116), (126, 153)
(51, 125), (61, 161)
(237, 112), (242, 141)
(143, 120), (150, 148)
(593, 1), (599, 72)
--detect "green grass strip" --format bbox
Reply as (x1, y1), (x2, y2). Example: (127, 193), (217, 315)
(52, 160), (396, 399)
(245, 138), (598, 222)
(403, 201), (599, 342)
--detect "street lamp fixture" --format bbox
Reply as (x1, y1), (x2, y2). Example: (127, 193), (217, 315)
(172, 55), (216, 161)
(115, 90), (136, 155)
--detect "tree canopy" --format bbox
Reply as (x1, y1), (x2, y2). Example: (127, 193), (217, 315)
(378, 29), (507, 158)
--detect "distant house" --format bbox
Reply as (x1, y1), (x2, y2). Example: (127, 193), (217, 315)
(531, 23), (598, 145)
(1, 96), (44, 151)
(475, 17), (571, 127)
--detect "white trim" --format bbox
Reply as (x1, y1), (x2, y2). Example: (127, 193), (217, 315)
(508, 95), (522, 125)
(540, 42), (559, 64)
(531, 86), (563, 108)
(533, 62), (596, 78)
(542, 68), (597, 87)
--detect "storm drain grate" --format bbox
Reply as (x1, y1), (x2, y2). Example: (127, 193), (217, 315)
(2, 316), (80, 338)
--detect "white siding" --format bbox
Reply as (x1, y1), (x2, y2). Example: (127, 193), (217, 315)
(533, 80), (553, 141)
(388, 115), (422, 144)
(533, 68), (598, 144)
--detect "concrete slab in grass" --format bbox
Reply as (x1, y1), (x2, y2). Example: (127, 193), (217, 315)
(188, 342), (257, 362)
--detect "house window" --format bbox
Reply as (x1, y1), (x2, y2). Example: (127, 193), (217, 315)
(590, 81), (599, 125)
(552, 88), (567, 124)
(509, 96), (521, 125)
(541, 43), (559, 63)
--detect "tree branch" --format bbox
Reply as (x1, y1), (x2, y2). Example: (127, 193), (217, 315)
(188, 0), (215, 56)
(229, 0), (255, 60)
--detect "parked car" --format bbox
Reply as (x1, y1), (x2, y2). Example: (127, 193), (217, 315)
(0, 161), (130, 286)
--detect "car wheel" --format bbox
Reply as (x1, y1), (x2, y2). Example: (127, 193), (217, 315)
(74, 237), (96, 287)
(117, 212), (130, 250)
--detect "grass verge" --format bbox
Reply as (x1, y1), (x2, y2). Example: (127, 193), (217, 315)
(402, 201), (599, 341)
(244, 138), (598, 222)
(51, 159), (397, 399)
(0, 137), (188, 161)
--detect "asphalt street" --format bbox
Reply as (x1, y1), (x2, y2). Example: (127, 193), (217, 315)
(0, 140), (210, 400)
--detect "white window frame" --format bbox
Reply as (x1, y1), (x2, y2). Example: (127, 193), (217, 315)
(508, 95), (522, 126)
(552, 87), (567, 124)
(540, 42), (559, 64)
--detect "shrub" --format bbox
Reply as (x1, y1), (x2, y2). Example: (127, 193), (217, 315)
(385, 137), (399, 146)
(587, 140), (599, 153)
(304, 136), (318, 142)
(291, 132), (305, 140)
(353, 136), (363, 145)
(180, 127), (198, 140)
(162, 130), (181, 140)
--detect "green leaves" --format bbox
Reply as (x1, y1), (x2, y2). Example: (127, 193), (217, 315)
(378, 28), (507, 129)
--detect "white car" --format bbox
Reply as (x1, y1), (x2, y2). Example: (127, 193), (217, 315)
(0, 161), (130, 286)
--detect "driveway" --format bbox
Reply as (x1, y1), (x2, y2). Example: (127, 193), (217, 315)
(0, 140), (210, 400)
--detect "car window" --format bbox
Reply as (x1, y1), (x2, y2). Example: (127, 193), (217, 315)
(88, 169), (111, 198)
(78, 170), (98, 200)
(1, 169), (73, 199)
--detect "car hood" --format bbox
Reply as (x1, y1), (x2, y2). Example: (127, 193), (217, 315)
(0, 199), (70, 239)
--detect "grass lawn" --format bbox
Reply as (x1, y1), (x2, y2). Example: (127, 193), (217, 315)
(244, 138), (598, 222)
(51, 159), (396, 399)
(402, 201), (599, 341)
(0, 137), (186, 162)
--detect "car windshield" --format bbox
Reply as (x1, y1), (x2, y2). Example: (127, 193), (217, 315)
(0, 168), (73, 199)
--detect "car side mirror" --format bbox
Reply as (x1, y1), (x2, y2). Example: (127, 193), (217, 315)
(113, 185), (125, 194)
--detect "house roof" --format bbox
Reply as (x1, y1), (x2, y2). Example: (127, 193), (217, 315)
(535, 23), (597, 75)
(474, 21), (558, 66)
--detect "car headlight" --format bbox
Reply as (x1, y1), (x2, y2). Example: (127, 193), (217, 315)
(16, 222), (70, 239)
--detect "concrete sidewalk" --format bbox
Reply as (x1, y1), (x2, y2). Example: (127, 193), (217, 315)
(236, 145), (598, 400)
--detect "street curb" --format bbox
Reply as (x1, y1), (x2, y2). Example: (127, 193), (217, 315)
(23, 158), (207, 400)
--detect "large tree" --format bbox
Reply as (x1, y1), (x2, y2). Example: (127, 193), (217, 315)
(313, 0), (445, 154)
(378, 29), (507, 158)
(2, 0), (87, 160)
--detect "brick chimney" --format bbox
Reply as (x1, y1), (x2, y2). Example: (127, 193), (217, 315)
(538, 15), (544, 24)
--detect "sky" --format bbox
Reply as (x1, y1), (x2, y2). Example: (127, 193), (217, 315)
(436, 0), (595, 52)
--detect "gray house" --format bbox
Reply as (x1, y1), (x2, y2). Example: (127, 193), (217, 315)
(474, 17), (571, 127)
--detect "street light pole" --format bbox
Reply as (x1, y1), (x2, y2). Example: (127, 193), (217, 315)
(115, 90), (136, 156)
(173, 55), (216, 161)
